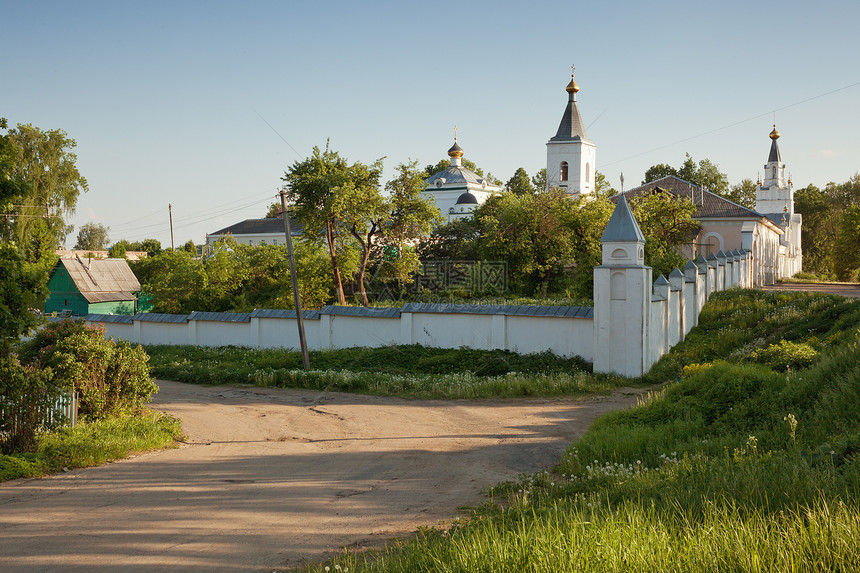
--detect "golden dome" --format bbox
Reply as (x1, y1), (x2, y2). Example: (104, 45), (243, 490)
(566, 76), (580, 94)
(769, 124), (780, 140)
(447, 139), (464, 159)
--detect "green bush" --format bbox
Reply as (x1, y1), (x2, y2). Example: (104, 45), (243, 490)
(749, 339), (819, 372)
(21, 320), (157, 419)
(0, 355), (63, 453)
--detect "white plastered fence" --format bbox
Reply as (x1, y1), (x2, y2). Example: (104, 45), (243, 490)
(85, 203), (757, 378)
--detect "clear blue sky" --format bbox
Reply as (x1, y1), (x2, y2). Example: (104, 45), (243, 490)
(4, 0), (859, 248)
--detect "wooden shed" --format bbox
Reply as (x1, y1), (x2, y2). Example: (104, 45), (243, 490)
(44, 257), (141, 316)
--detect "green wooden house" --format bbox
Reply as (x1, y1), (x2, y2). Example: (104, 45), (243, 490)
(44, 257), (141, 316)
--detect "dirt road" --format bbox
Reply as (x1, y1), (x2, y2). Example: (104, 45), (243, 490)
(0, 380), (643, 572)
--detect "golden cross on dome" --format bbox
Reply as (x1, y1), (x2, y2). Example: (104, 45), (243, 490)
(571, 64), (575, 76)
(454, 125), (458, 142)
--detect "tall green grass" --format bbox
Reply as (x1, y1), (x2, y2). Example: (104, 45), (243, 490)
(145, 344), (633, 399)
(294, 290), (860, 572)
(0, 411), (182, 482)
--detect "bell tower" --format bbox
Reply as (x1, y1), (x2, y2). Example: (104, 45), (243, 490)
(756, 124), (792, 217)
(546, 66), (596, 195)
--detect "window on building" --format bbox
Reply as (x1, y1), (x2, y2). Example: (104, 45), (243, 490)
(560, 161), (569, 182)
(585, 162), (590, 184)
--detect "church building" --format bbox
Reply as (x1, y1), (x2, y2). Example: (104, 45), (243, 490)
(546, 68), (596, 196)
(422, 136), (501, 222)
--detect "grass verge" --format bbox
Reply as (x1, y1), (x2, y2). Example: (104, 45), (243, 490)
(146, 344), (635, 399)
(292, 289), (860, 571)
(0, 411), (182, 482)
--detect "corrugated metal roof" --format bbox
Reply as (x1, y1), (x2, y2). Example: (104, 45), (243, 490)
(320, 306), (402, 318)
(616, 176), (763, 219)
(85, 313), (134, 324)
(209, 217), (303, 237)
(250, 309), (322, 320)
(132, 313), (189, 323)
(82, 291), (136, 303)
(60, 258), (140, 294)
(187, 311), (251, 323)
(401, 303), (593, 319)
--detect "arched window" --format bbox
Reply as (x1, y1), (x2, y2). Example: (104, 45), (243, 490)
(560, 161), (569, 182)
(585, 162), (590, 184)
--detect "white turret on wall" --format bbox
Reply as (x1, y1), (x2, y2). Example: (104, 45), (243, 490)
(593, 196), (652, 377)
(755, 125), (802, 277)
(546, 67), (596, 195)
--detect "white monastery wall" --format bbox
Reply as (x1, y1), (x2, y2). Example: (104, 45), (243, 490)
(82, 205), (757, 379)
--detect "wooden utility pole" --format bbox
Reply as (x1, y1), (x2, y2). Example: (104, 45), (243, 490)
(279, 188), (310, 369)
(168, 204), (175, 250)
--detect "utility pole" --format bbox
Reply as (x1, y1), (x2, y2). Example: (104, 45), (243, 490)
(279, 187), (310, 369)
(169, 204), (175, 250)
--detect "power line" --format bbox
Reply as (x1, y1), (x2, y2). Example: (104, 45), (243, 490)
(602, 79), (860, 167)
(253, 109), (305, 160)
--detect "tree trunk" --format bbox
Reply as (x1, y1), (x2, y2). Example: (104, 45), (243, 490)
(351, 226), (376, 308)
(326, 221), (345, 305)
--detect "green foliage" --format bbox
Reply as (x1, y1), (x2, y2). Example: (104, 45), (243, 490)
(21, 320), (157, 420)
(0, 242), (46, 355)
(504, 167), (535, 195)
(642, 153), (728, 196)
(594, 170), (617, 197)
(725, 177), (757, 209)
(749, 339), (818, 372)
(794, 175), (860, 278)
(0, 412), (181, 481)
(0, 355), (62, 453)
(145, 344), (623, 400)
(297, 288), (860, 573)
(131, 238), (332, 313)
(628, 189), (699, 278)
(109, 241), (127, 258)
(477, 191), (613, 296)
(73, 221), (110, 250)
(182, 239), (196, 254)
(2, 122), (88, 258)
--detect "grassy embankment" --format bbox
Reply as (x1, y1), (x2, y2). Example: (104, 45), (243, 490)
(0, 412), (181, 481)
(271, 288), (860, 571)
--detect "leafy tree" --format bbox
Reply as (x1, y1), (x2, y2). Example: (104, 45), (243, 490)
(283, 143), (381, 305)
(642, 163), (677, 184)
(0, 242), (45, 357)
(629, 189), (700, 278)
(505, 167), (535, 196)
(74, 222), (110, 250)
(264, 202), (282, 218)
(834, 205), (860, 281)
(376, 161), (442, 287)
(132, 249), (203, 314)
(4, 123), (88, 255)
(183, 240), (196, 254)
(420, 217), (481, 261)
(283, 143), (351, 305)
(331, 158), (385, 306)
(110, 241), (127, 258)
(725, 178), (757, 209)
(595, 170), (617, 197)
(531, 168), (547, 193)
(477, 190), (612, 296)
(643, 154), (728, 196)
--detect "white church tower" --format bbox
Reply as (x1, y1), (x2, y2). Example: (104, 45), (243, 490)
(755, 125), (802, 277)
(546, 67), (596, 195)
